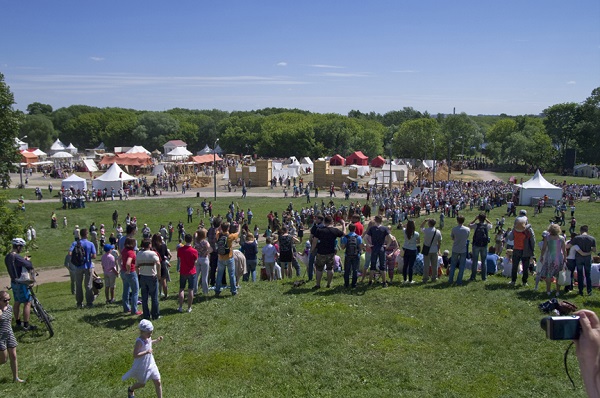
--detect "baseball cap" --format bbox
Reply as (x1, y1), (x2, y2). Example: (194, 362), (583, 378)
(104, 244), (114, 252)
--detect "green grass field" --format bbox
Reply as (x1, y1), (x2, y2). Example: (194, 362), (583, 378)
(0, 188), (599, 397)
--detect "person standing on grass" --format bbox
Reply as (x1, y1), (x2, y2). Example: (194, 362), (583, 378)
(121, 237), (141, 316)
(194, 229), (211, 296)
(262, 237), (278, 281)
(69, 229), (97, 308)
(242, 234), (259, 282)
(507, 214), (536, 287)
(341, 223), (363, 288)
(367, 216), (392, 287)
(151, 234), (171, 300)
(312, 215), (346, 289)
(101, 244), (118, 304)
(177, 234), (198, 312)
(401, 220), (420, 284)
(207, 218), (222, 287)
(420, 218), (442, 283)
(448, 216), (470, 285)
(469, 213), (492, 281)
(539, 223), (567, 297)
(276, 226), (299, 279)
(4, 238), (36, 331)
(215, 222), (239, 296)
(0, 290), (24, 383)
(137, 239), (161, 320)
(571, 225), (597, 296)
(307, 214), (325, 282)
(123, 320), (163, 398)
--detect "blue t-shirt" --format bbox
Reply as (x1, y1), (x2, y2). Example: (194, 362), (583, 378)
(341, 232), (363, 255)
(69, 239), (97, 269)
(486, 253), (499, 275)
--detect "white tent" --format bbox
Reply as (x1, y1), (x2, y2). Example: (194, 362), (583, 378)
(82, 159), (98, 172)
(284, 156), (300, 165)
(350, 165), (370, 177)
(51, 151), (73, 159)
(126, 145), (151, 155)
(515, 169), (562, 206)
(197, 145), (212, 155)
(92, 163), (136, 191)
(152, 164), (166, 176)
(66, 143), (78, 154)
(166, 147), (193, 160)
(50, 139), (66, 153)
(61, 174), (87, 192)
(31, 148), (47, 158)
(410, 187), (431, 198)
(300, 157), (313, 165)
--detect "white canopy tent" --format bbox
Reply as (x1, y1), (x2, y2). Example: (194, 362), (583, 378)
(515, 169), (563, 206)
(82, 159), (98, 172)
(49, 139), (66, 154)
(31, 148), (47, 158)
(66, 143), (78, 154)
(152, 164), (166, 176)
(166, 147), (193, 160)
(126, 145), (151, 155)
(368, 170), (398, 186)
(300, 157), (313, 165)
(350, 165), (371, 177)
(92, 163), (136, 191)
(61, 174), (87, 192)
(51, 151), (73, 159)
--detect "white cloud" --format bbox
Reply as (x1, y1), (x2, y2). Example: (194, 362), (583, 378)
(309, 64), (345, 69)
(313, 72), (371, 78)
(277, 62), (288, 67)
(90, 57), (105, 61)
(392, 70), (417, 73)
(567, 80), (576, 85)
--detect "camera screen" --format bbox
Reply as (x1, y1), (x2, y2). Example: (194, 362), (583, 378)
(552, 318), (581, 340)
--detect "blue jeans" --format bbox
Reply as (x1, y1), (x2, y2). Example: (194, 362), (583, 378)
(139, 275), (159, 319)
(370, 246), (386, 271)
(307, 252), (316, 281)
(216, 257), (237, 295)
(576, 256), (593, 295)
(471, 245), (488, 280)
(344, 255), (360, 287)
(449, 252), (467, 284)
(244, 259), (257, 282)
(511, 250), (530, 284)
(121, 271), (139, 313)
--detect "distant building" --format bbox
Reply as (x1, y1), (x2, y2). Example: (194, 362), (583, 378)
(163, 140), (187, 155)
(573, 164), (598, 178)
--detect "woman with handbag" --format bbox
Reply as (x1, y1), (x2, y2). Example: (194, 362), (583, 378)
(540, 224), (567, 297)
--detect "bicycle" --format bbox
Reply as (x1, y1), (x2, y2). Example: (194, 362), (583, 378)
(7, 275), (54, 338)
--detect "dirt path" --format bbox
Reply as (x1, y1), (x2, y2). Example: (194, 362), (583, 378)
(1, 266), (71, 289)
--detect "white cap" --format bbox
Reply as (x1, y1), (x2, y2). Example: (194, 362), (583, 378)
(139, 319), (154, 332)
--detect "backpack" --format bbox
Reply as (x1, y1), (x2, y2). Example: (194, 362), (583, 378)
(473, 223), (490, 247)
(279, 235), (292, 253)
(71, 240), (87, 266)
(345, 234), (359, 257)
(216, 234), (230, 255)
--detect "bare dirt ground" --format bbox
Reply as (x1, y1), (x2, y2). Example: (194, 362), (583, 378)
(1, 168), (502, 288)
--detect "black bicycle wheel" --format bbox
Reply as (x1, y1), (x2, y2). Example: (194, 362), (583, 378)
(33, 298), (54, 338)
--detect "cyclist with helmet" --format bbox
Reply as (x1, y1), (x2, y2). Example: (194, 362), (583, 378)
(3, 238), (36, 331)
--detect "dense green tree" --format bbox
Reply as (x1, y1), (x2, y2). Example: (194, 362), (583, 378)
(352, 119), (386, 158)
(0, 73), (21, 188)
(393, 118), (441, 160)
(441, 113), (482, 160)
(382, 107), (423, 127)
(20, 114), (56, 150)
(26, 102), (53, 115)
(542, 102), (579, 167)
(575, 88), (600, 164)
(0, 194), (26, 255)
(136, 112), (180, 151)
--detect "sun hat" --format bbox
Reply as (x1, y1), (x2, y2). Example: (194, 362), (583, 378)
(139, 319), (154, 332)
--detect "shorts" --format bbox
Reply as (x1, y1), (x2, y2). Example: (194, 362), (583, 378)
(10, 282), (31, 303)
(0, 332), (18, 351)
(104, 273), (117, 288)
(179, 273), (197, 290)
(315, 253), (335, 272)
(280, 261), (291, 270)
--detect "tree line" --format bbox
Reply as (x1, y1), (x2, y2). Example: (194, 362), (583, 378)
(11, 75), (600, 171)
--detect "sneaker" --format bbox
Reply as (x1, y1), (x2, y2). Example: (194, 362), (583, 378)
(312, 285), (321, 290)
(177, 306), (183, 313)
(508, 281), (515, 285)
(382, 282), (388, 288)
(133, 311), (142, 316)
(522, 283), (529, 287)
(23, 324), (38, 331)
(410, 281), (416, 284)
(187, 307), (192, 313)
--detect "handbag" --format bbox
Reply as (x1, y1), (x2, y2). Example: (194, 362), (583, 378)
(421, 229), (437, 256)
(11, 253), (32, 284)
(558, 268), (572, 286)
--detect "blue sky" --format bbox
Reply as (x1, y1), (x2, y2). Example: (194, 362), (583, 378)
(2, 0), (599, 115)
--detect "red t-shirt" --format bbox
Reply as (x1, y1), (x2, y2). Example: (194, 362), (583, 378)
(354, 221), (364, 237)
(177, 245), (198, 275)
(121, 248), (136, 273)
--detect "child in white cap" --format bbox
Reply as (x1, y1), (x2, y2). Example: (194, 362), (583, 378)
(122, 320), (163, 398)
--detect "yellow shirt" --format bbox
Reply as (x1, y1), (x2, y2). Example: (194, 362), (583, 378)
(217, 232), (239, 261)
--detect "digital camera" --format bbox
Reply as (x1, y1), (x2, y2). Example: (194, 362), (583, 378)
(540, 315), (581, 340)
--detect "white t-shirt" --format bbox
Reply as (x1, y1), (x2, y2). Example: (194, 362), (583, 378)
(262, 244), (278, 263)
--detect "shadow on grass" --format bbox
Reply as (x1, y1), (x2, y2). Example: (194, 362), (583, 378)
(81, 311), (138, 330)
(16, 328), (52, 344)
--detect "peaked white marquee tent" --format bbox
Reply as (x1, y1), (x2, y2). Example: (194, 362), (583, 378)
(61, 174), (87, 192)
(166, 146), (193, 160)
(515, 169), (562, 206)
(92, 163), (136, 191)
(126, 145), (151, 155)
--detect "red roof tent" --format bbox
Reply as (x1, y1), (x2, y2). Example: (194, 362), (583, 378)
(166, 140), (187, 147)
(329, 154), (345, 166)
(346, 151), (368, 166)
(191, 154), (222, 164)
(371, 155), (386, 168)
